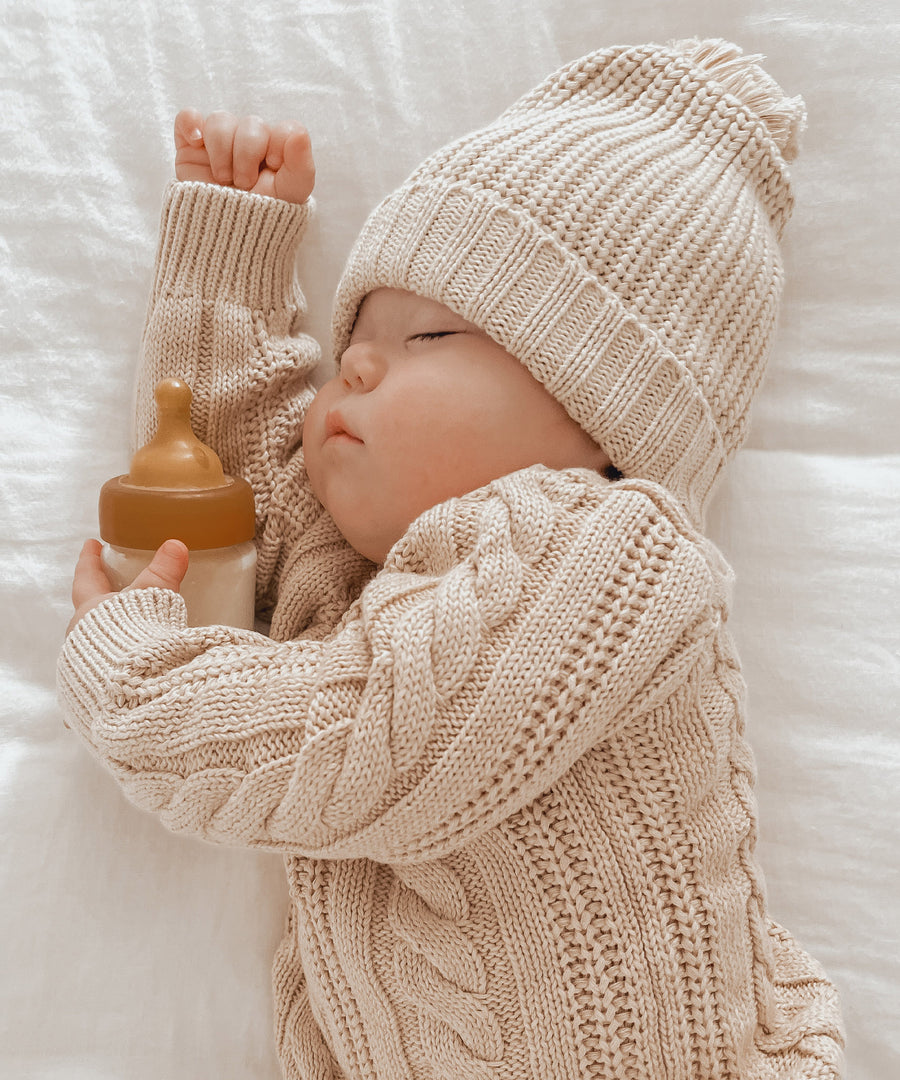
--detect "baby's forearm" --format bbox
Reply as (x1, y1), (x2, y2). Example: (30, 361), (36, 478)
(59, 472), (716, 863)
(134, 180), (331, 615)
(136, 181), (316, 453)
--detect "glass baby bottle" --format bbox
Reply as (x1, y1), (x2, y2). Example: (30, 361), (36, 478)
(98, 378), (257, 629)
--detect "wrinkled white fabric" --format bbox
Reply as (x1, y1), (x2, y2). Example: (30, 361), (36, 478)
(1, 1), (898, 1078)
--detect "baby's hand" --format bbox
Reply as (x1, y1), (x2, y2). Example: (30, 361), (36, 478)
(174, 109), (315, 205)
(67, 538), (189, 636)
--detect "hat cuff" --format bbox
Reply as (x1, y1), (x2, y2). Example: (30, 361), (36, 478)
(332, 182), (725, 524)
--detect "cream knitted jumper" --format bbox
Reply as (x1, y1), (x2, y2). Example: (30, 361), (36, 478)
(58, 183), (844, 1080)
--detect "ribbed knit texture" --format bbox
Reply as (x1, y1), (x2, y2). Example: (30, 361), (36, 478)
(134, 182), (374, 630)
(58, 179), (843, 1079)
(332, 39), (807, 527)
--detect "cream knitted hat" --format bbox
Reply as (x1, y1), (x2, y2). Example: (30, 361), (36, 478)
(331, 39), (806, 525)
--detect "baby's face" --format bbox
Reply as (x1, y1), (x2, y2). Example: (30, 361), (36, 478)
(303, 289), (609, 563)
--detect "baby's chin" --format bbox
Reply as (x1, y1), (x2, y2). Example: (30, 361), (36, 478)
(340, 524), (394, 566)
(319, 494), (397, 566)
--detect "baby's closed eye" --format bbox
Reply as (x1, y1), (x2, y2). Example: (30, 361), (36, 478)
(410, 331), (458, 343)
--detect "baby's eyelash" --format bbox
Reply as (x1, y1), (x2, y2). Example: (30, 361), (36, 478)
(412, 331), (456, 342)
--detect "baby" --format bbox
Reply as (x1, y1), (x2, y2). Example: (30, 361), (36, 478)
(61, 39), (844, 1080)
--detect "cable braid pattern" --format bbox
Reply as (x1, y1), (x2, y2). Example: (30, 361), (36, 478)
(389, 862), (502, 1079)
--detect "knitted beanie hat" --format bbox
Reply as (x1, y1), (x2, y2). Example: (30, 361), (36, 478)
(331, 39), (806, 525)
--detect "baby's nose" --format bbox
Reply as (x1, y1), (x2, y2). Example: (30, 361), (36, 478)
(340, 342), (386, 392)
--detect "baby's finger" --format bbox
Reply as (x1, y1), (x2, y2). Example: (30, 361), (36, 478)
(232, 115), (270, 191)
(126, 539), (190, 594)
(273, 126), (315, 205)
(71, 539), (113, 610)
(265, 121), (299, 170)
(174, 108), (205, 150)
(202, 111), (239, 185)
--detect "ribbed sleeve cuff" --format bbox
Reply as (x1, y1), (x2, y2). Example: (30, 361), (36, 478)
(57, 588), (187, 744)
(150, 181), (314, 312)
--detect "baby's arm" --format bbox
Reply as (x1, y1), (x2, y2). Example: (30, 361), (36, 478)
(128, 113), (370, 629)
(59, 473), (719, 864)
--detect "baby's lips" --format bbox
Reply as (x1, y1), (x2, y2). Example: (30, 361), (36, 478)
(324, 409), (363, 443)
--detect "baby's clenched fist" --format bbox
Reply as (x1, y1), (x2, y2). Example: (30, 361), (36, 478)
(174, 109), (315, 205)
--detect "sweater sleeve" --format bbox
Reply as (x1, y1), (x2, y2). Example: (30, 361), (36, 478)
(133, 181), (369, 625)
(58, 468), (719, 864)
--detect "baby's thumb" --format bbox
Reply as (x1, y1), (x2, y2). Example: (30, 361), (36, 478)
(127, 539), (190, 593)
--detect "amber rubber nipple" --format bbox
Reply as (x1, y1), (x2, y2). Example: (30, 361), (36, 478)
(128, 379), (227, 489)
(98, 379), (255, 551)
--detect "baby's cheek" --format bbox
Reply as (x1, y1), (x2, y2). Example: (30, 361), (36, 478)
(300, 414), (329, 507)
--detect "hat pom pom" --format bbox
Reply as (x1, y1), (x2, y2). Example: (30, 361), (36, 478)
(671, 38), (807, 161)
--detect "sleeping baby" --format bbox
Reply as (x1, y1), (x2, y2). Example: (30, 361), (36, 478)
(61, 38), (845, 1079)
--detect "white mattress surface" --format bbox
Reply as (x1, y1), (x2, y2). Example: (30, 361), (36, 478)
(2, 1), (898, 1076)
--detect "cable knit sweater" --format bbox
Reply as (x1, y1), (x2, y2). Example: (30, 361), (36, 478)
(58, 182), (844, 1079)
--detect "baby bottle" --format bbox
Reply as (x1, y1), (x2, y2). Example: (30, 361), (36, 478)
(98, 378), (257, 629)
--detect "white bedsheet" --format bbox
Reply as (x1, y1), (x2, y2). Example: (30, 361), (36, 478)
(2, 1), (897, 1076)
